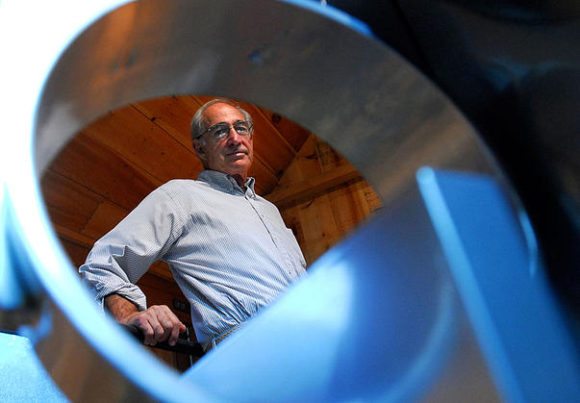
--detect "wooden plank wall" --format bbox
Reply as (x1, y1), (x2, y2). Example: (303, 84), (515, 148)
(267, 136), (383, 264)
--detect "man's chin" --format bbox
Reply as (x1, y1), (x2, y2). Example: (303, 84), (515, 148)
(226, 155), (251, 165)
(223, 162), (251, 176)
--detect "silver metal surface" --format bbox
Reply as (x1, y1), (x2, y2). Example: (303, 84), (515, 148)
(1, 0), (518, 400)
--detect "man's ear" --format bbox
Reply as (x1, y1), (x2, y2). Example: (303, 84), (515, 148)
(193, 139), (206, 160)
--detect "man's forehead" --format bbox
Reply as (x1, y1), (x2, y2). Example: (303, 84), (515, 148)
(203, 103), (245, 124)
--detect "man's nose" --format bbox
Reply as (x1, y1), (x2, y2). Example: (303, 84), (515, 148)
(226, 127), (243, 143)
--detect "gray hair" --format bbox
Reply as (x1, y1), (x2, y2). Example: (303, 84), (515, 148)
(190, 98), (253, 145)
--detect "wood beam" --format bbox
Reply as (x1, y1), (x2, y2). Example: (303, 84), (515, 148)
(266, 164), (363, 209)
(54, 224), (94, 248)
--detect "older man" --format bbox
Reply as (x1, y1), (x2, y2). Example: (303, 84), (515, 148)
(80, 99), (307, 351)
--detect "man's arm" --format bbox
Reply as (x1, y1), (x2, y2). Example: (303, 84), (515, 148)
(105, 294), (186, 346)
(80, 184), (188, 346)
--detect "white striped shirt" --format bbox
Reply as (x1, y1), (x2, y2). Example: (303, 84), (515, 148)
(79, 170), (307, 343)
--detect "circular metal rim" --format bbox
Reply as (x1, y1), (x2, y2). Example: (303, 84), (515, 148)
(2, 0), (508, 400)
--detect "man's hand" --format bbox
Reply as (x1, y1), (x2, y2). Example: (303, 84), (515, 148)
(105, 294), (186, 346)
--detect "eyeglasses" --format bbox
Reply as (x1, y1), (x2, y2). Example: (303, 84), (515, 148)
(198, 120), (253, 141)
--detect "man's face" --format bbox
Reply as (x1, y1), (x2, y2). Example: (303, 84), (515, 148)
(194, 103), (254, 181)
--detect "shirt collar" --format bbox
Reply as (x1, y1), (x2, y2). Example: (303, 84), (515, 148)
(198, 170), (256, 197)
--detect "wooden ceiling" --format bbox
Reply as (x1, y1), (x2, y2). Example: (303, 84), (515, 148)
(40, 95), (312, 267)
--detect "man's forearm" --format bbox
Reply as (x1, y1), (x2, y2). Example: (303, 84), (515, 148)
(104, 294), (139, 323)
